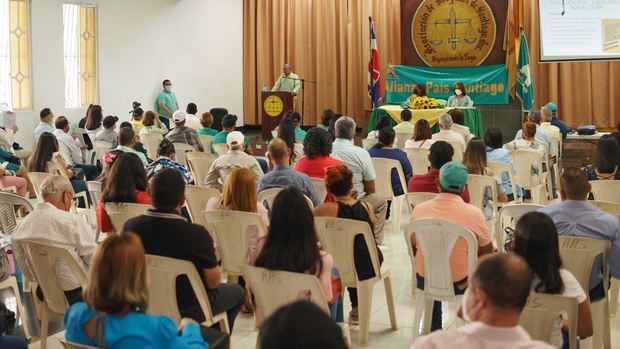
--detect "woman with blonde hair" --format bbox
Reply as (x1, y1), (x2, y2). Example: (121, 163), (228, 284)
(197, 112), (218, 136)
(64, 232), (207, 348)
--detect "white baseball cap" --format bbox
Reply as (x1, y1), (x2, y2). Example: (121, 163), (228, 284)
(226, 131), (245, 146)
(172, 110), (186, 122)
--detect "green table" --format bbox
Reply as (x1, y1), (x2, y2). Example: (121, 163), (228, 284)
(368, 106), (484, 138)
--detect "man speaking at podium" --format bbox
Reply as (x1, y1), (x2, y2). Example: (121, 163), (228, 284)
(272, 64), (300, 95)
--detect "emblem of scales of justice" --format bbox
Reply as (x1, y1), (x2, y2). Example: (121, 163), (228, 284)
(429, 7), (477, 51)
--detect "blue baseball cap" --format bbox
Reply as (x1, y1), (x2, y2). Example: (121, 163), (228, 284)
(546, 102), (557, 112)
(439, 162), (468, 194)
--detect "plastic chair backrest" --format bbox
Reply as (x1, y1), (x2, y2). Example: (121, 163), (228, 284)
(86, 181), (102, 204)
(145, 254), (216, 324)
(258, 187), (313, 211)
(487, 161), (518, 200)
(18, 240), (88, 314)
(589, 200), (620, 218)
(140, 133), (163, 160)
(362, 138), (378, 150)
(466, 174), (498, 218)
(27, 172), (53, 199)
(242, 265), (329, 325)
(371, 158), (407, 200)
(186, 152), (216, 186)
(204, 210), (267, 276)
(405, 218), (477, 299)
(58, 339), (100, 349)
(103, 202), (150, 232)
(314, 217), (381, 286)
(172, 142), (195, 167)
(47, 159), (68, 178)
(0, 191), (33, 235)
(558, 236), (610, 294)
(213, 143), (229, 156)
(185, 186), (220, 227)
(405, 148), (429, 175)
(445, 140), (464, 162)
(519, 292), (578, 349)
(406, 192), (437, 212)
(589, 180), (620, 203)
(310, 178), (328, 203)
(497, 204), (544, 250)
(511, 150), (544, 188)
(93, 140), (113, 166)
(199, 135), (214, 154)
(395, 132), (413, 149)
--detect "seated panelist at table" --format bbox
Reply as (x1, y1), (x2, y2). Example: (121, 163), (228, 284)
(271, 63), (300, 96)
(446, 82), (473, 108)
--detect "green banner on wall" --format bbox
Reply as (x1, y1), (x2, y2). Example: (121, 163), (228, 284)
(384, 64), (509, 105)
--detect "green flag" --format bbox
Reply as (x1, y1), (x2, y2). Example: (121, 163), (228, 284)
(516, 32), (534, 111)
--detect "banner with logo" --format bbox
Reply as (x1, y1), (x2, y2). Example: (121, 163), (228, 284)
(384, 64), (508, 104)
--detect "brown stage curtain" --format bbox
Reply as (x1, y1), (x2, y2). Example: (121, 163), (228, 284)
(243, 0), (401, 127)
(524, 1), (620, 129)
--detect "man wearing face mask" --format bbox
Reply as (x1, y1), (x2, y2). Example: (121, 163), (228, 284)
(447, 82), (474, 108)
(156, 79), (179, 129)
(11, 175), (97, 305)
(411, 254), (554, 349)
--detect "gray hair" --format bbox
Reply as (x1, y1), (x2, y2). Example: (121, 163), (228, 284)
(540, 106), (553, 122)
(335, 116), (356, 139)
(283, 63), (292, 69)
(438, 113), (453, 129)
(40, 175), (73, 202)
(529, 111), (542, 124)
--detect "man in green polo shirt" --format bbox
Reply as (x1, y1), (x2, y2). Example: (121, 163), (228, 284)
(211, 114), (253, 155)
(271, 64), (300, 95)
(156, 79), (179, 129)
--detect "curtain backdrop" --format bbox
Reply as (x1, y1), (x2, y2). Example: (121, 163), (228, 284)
(243, 0), (401, 127)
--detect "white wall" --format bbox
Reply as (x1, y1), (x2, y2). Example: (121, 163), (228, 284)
(13, 0), (243, 149)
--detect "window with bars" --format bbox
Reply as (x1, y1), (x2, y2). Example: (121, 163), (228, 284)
(0, 0), (32, 111)
(63, 3), (97, 108)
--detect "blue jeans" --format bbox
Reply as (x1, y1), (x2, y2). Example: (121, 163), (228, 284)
(416, 274), (468, 331)
(74, 164), (100, 181)
(0, 335), (27, 349)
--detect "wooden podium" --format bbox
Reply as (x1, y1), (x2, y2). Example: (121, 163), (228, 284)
(261, 91), (294, 138)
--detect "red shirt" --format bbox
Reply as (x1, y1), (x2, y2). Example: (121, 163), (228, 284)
(294, 155), (342, 178)
(96, 190), (152, 233)
(407, 170), (470, 203)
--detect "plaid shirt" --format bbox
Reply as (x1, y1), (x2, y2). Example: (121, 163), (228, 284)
(146, 157), (194, 184)
(165, 126), (204, 152)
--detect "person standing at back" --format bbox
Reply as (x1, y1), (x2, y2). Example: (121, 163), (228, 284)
(156, 79), (178, 129)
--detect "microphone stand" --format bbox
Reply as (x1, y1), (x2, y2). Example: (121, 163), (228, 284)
(281, 75), (318, 125)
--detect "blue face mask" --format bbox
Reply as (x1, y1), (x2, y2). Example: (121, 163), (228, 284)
(164, 85), (172, 92)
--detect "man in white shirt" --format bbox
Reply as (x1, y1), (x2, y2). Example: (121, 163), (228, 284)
(204, 131), (263, 190)
(411, 254), (554, 349)
(33, 108), (55, 142)
(393, 109), (415, 133)
(447, 108), (474, 143)
(432, 113), (466, 151)
(12, 175), (96, 305)
(53, 116), (99, 180)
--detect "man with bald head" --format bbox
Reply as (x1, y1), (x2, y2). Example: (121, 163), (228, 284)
(412, 254), (553, 349)
(258, 138), (319, 207)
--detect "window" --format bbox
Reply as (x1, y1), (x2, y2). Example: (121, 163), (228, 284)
(63, 3), (97, 108)
(0, 0), (32, 110)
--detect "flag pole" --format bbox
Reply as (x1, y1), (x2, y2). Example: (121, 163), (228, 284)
(368, 16), (374, 110)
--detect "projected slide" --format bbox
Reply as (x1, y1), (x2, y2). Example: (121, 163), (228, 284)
(539, 0), (620, 62)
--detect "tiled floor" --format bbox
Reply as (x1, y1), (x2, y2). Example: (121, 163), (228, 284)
(4, 204), (619, 348)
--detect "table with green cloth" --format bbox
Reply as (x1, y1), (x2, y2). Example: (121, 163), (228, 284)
(367, 105), (484, 138)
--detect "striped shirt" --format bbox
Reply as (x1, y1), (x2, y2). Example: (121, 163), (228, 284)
(331, 138), (376, 196)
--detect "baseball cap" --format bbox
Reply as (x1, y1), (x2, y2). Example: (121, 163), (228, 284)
(102, 115), (119, 129)
(172, 110), (186, 122)
(439, 161), (468, 194)
(222, 114), (238, 128)
(546, 102), (557, 112)
(226, 131), (245, 147)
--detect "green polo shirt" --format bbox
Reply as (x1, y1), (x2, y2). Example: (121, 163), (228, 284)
(156, 90), (178, 119)
(211, 130), (251, 152)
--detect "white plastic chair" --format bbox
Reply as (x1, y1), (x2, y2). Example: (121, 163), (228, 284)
(145, 254), (229, 333)
(140, 133), (163, 160)
(186, 152), (216, 186)
(18, 240), (88, 349)
(511, 150), (547, 205)
(314, 217), (397, 346)
(405, 148), (429, 175)
(395, 131), (413, 149)
(85, 181), (102, 243)
(406, 192), (437, 213)
(445, 140), (464, 162)
(103, 202), (150, 232)
(404, 218), (477, 339)
(258, 187), (314, 211)
(57, 338), (100, 349)
(213, 143), (229, 156)
(590, 180), (620, 203)
(310, 177), (328, 203)
(372, 158), (407, 235)
(204, 210), (267, 279)
(185, 186), (220, 228)
(27, 172), (53, 200)
(46, 160), (90, 212)
(466, 174), (499, 245)
(172, 142), (195, 167)
(519, 292), (578, 349)
(93, 140), (113, 167)
(199, 135), (214, 154)
(496, 204), (544, 252)
(362, 138), (378, 150)
(558, 236), (611, 349)
(487, 160), (520, 204)
(72, 127), (94, 165)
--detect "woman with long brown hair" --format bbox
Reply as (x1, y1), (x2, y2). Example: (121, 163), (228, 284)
(64, 232), (208, 348)
(405, 119), (435, 149)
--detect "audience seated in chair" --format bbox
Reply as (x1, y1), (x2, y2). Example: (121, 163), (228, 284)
(94, 115), (119, 145)
(331, 116), (388, 244)
(96, 153), (151, 234)
(546, 102), (571, 139)
(582, 134), (620, 180)
(447, 108), (474, 143)
(514, 111), (554, 157)
(64, 233), (208, 348)
(53, 116), (100, 181)
(484, 127), (522, 200)
(258, 138), (319, 207)
(431, 113), (466, 150)
(314, 165), (382, 324)
(124, 169), (244, 330)
(368, 127), (413, 197)
(509, 212), (593, 348)
(139, 111), (168, 136)
(405, 119), (435, 150)
(146, 139), (194, 184)
(409, 161), (492, 331)
(115, 127), (149, 166)
(211, 114), (253, 155)
(411, 254), (554, 349)
(197, 112), (219, 136)
(504, 121), (547, 186)
(539, 167), (620, 299)
(394, 109), (415, 133)
(165, 110), (204, 152)
(12, 175), (96, 305)
(407, 141), (470, 203)
(294, 127), (341, 178)
(275, 117), (302, 164)
(205, 131), (263, 191)
(33, 108), (56, 142)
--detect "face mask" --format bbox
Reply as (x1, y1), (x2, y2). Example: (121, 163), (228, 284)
(455, 89), (463, 96)
(461, 288), (473, 323)
(164, 85), (172, 92)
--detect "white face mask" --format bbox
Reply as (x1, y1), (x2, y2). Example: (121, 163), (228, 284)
(164, 85), (172, 92)
(461, 288), (473, 323)
(455, 89), (463, 96)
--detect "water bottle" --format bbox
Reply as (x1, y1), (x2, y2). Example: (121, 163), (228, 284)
(262, 84), (268, 92)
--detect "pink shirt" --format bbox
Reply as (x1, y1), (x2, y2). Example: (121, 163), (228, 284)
(410, 193), (491, 281)
(411, 322), (554, 349)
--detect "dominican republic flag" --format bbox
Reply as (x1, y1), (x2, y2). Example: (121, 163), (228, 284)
(368, 18), (381, 109)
